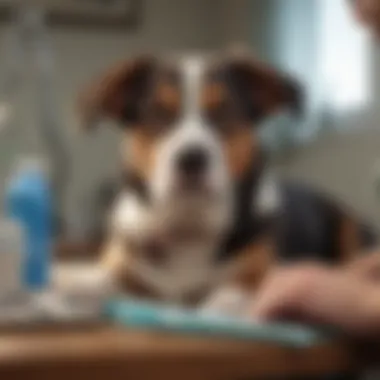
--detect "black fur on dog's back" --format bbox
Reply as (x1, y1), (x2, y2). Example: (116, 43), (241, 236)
(276, 180), (378, 263)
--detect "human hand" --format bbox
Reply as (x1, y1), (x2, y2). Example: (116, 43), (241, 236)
(346, 250), (380, 279)
(350, 0), (380, 38)
(251, 262), (380, 338)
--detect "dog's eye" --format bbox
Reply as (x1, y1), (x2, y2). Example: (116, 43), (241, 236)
(205, 104), (236, 134)
(149, 103), (179, 128)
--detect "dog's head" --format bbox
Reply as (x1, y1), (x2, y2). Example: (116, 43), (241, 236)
(79, 53), (302, 210)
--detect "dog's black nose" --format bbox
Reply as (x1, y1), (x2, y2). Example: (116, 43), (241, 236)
(176, 146), (209, 176)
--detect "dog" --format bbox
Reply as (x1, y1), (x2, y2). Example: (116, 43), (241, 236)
(79, 52), (377, 316)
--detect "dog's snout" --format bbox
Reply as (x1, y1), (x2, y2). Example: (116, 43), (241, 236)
(176, 146), (209, 176)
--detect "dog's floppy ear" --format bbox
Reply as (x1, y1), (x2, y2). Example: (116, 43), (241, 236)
(78, 55), (156, 130)
(226, 56), (303, 121)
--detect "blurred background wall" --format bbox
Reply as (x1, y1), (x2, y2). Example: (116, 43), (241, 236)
(0, 0), (379, 240)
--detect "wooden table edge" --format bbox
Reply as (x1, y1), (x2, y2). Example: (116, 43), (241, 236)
(0, 325), (361, 379)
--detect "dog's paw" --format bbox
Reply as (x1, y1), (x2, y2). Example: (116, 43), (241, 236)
(200, 286), (252, 318)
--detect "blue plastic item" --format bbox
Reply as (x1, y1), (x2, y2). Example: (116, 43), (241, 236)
(105, 298), (332, 348)
(5, 158), (52, 290)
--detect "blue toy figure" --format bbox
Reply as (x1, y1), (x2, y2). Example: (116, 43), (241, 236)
(5, 157), (52, 290)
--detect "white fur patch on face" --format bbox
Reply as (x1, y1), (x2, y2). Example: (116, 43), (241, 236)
(148, 56), (233, 235)
(254, 172), (282, 216)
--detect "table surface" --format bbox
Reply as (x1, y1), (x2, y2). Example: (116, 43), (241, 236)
(6, 256), (359, 379)
(0, 324), (363, 380)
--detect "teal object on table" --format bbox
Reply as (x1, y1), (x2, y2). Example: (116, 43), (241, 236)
(105, 298), (332, 348)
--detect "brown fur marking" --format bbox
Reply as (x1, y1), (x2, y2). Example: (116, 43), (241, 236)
(78, 57), (153, 128)
(223, 127), (257, 179)
(201, 83), (226, 109)
(338, 215), (362, 262)
(225, 56), (302, 117)
(100, 234), (131, 280)
(229, 237), (275, 289)
(128, 131), (157, 179)
(154, 82), (181, 111)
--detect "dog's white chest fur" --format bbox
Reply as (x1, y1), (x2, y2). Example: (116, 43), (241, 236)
(111, 191), (224, 301)
(136, 243), (217, 301)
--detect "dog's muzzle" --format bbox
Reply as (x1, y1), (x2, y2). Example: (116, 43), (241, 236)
(175, 145), (210, 189)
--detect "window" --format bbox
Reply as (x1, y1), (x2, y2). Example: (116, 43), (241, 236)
(318, 0), (371, 111)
